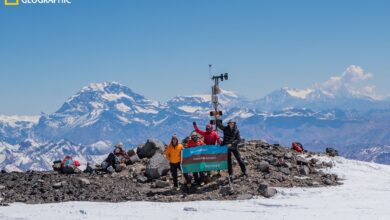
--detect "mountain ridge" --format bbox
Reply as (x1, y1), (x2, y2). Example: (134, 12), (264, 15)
(1, 80), (390, 171)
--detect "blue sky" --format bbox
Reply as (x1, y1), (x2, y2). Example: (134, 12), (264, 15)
(1, 0), (390, 115)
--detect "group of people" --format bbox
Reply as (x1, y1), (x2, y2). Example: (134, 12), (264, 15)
(53, 116), (247, 191)
(165, 116), (247, 189)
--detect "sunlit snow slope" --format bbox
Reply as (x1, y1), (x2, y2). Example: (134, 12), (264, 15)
(1, 157), (390, 220)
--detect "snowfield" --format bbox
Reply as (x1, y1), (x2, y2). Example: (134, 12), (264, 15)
(1, 157), (390, 220)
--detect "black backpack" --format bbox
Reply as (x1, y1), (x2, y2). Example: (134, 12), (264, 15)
(326, 148), (339, 157)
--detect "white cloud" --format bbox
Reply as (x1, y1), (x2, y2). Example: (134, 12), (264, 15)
(317, 65), (382, 100)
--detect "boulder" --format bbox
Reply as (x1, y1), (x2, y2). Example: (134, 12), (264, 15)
(300, 166), (310, 176)
(257, 161), (270, 173)
(296, 156), (309, 165)
(283, 162), (292, 169)
(323, 161), (333, 168)
(136, 174), (148, 183)
(145, 153), (170, 179)
(279, 167), (291, 175)
(77, 178), (90, 186)
(155, 180), (170, 188)
(284, 152), (293, 159)
(52, 182), (63, 189)
(0, 185), (5, 190)
(236, 194), (253, 200)
(219, 186), (234, 196)
(258, 182), (277, 198)
(324, 179), (333, 185)
(137, 139), (165, 159)
(270, 171), (284, 182)
(310, 158), (319, 164)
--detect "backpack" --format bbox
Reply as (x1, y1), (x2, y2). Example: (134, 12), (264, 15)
(292, 142), (304, 152)
(326, 148), (339, 157)
(64, 159), (74, 167)
(62, 159), (75, 174)
(52, 160), (62, 172)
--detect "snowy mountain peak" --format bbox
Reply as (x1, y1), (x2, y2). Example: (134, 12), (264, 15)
(59, 82), (162, 115)
(168, 89), (246, 115)
(80, 81), (123, 93)
(282, 87), (314, 99)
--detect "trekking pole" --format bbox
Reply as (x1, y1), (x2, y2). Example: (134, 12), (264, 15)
(228, 174), (234, 190)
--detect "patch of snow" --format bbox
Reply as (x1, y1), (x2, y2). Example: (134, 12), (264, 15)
(153, 117), (168, 126)
(3, 164), (22, 172)
(117, 115), (130, 124)
(178, 106), (205, 113)
(1, 157), (390, 219)
(90, 141), (112, 152)
(285, 88), (314, 99)
(220, 88), (239, 98)
(0, 153), (5, 164)
(133, 106), (158, 114)
(101, 92), (134, 102)
(90, 102), (104, 109)
(115, 103), (131, 112)
(0, 115), (40, 126)
(191, 94), (211, 102)
(131, 117), (149, 125)
(81, 82), (121, 92)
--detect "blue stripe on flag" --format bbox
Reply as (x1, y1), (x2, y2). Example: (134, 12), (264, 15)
(182, 145), (227, 158)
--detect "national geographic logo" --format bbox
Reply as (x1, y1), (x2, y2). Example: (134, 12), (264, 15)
(4, 0), (71, 6)
(4, 0), (18, 6)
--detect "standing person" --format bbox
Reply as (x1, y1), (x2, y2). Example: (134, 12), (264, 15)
(193, 122), (221, 145)
(186, 131), (206, 186)
(216, 115), (247, 178)
(165, 134), (184, 190)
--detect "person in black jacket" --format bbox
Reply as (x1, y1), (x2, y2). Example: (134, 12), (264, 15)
(216, 115), (247, 177)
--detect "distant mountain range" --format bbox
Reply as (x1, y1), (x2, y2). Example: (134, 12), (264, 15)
(1, 79), (390, 171)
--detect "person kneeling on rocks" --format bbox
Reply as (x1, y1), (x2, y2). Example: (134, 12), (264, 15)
(165, 134), (184, 189)
(61, 155), (81, 174)
(101, 143), (129, 173)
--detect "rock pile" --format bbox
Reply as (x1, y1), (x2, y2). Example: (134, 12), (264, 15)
(0, 140), (341, 204)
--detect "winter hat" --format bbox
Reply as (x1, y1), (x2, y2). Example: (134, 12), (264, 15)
(228, 119), (236, 124)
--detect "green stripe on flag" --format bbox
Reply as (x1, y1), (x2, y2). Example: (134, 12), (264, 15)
(181, 161), (228, 173)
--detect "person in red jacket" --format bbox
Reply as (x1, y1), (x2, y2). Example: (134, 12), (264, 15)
(185, 132), (206, 186)
(61, 155), (81, 174)
(193, 122), (221, 145)
(186, 131), (206, 148)
(193, 122), (221, 181)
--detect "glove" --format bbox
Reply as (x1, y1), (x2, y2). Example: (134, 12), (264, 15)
(193, 122), (196, 126)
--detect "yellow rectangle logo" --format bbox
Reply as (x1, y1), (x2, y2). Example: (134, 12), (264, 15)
(4, 0), (19, 6)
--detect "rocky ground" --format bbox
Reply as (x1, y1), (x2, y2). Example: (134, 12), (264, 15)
(0, 140), (341, 204)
